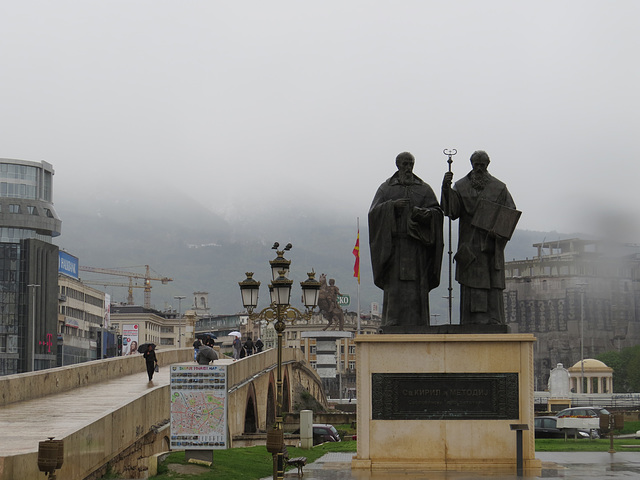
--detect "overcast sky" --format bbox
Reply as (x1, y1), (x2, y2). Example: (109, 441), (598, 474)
(2, 1), (639, 241)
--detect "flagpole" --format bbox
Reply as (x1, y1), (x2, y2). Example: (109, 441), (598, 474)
(356, 217), (361, 335)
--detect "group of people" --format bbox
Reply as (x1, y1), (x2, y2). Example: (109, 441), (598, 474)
(369, 150), (519, 329)
(192, 334), (264, 363)
(233, 335), (264, 361)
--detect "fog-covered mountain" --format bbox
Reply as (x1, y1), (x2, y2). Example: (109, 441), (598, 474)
(53, 189), (579, 322)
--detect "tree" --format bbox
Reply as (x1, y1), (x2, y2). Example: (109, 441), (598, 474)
(597, 345), (640, 393)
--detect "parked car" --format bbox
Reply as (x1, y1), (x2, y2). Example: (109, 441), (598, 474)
(556, 406), (610, 438)
(556, 406), (610, 419)
(313, 424), (341, 445)
(292, 423), (342, 445)
(534, 416), (589, 439)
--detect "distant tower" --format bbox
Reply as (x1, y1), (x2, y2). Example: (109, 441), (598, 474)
(0, 159), (62, 375)
(193, 291), (210, 316)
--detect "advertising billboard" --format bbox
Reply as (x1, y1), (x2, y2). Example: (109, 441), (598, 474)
(122, 324), (139, 355)
(58, 251), (79, 279)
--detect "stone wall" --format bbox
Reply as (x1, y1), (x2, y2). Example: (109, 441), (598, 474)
(0, 347), (193, 406)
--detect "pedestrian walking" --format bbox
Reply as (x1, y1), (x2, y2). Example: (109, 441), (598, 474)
(193, 338), (202, 362)
(232, 335), (242, 361)
(143, 344), (158, 382)
(244, 336), (254, 356)
(255, 337), (264, 353)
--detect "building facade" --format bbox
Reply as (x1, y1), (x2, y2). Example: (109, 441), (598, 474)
(58, 266), (109, 365)
(0, 159), (62, 375)
(504, 238), (640, 390)
(109, 304), (196, 353)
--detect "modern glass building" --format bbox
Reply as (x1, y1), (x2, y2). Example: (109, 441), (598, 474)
(0, 159), (61, 375)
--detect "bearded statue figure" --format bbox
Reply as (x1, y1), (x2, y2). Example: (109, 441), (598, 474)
(441, 150), (519, 326)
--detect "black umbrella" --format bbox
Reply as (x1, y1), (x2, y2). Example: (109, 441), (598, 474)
(138, 343), (156, 355)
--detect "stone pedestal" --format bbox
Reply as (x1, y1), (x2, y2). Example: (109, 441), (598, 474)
(352, 334), (542, 475)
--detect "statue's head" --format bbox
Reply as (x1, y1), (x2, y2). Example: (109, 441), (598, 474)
(470, 150), (490, 172)
(395, 151), (415, 169)
(396, 152), (415, 183)
(329, 278), (335, 286)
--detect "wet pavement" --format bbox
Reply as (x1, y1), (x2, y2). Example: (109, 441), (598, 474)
(257, 451), (640, 479)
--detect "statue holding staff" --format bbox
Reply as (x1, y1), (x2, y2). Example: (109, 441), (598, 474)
(441, 150), (520, 326)
(369, 152), (444, 330)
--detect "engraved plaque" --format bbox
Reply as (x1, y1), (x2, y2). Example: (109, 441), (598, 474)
(372, 373), (519, 420)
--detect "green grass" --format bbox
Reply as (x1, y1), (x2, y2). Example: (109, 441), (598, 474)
(152, 440), (357, 479)
(535, 437), (640, 452)
(618, 420), (640, 435)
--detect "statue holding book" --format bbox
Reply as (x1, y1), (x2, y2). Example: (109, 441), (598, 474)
(441, 150), (520, 326)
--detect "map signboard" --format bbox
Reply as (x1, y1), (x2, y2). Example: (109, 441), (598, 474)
(170, 364), (228, 450)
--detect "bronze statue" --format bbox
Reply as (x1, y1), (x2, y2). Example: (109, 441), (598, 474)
(369, 152), (444, 331)
(441, 150), (520, 326)
(318, 274), (345, 330)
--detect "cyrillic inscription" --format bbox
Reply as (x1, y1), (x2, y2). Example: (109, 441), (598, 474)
(372, 373), (519, 420)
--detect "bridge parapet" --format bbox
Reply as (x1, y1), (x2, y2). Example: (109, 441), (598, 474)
(0, 348), (193, 406)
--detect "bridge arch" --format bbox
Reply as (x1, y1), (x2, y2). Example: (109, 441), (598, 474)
(266, 372), (276, 428)
(243, 382), (259, 433)
(283, 367), (291, 413)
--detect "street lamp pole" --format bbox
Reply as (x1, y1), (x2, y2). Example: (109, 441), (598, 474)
(174, 295), (186, 348)
(27, 284), (40, 372)
(239, 244), (320, 480)
(577, 282), (588, 393)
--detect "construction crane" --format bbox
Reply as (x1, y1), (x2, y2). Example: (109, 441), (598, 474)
(79, 264), (173, 308)
(82, 277), (146, 305)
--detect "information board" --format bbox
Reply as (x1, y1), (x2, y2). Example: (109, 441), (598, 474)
(170, 364), (228, 449)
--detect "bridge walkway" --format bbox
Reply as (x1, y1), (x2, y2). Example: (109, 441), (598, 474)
(0, 348), (326, 480)
(0, 365), (171, 459)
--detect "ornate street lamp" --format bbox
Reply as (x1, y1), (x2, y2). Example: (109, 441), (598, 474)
(238, 244), (319, 480)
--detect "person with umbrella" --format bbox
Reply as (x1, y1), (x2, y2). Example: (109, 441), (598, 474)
(143, 344), (158, 382)
(231, 332), (242, 361)
(196, 340), (219, 365)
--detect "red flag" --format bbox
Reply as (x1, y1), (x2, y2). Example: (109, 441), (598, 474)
(353, 230), (360, 284)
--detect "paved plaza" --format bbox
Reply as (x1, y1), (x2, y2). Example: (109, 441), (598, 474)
(262, 451), (640, 479)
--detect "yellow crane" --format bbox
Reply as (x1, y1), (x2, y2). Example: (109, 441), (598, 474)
(79, 265), (173, 308)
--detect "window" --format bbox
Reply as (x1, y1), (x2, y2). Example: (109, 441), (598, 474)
(349, 361), (356, 371)
(348, 345), (356, 354)
(310, 361), (316, 369)
(8, 205), (20, 214)
(27, 206), (38, 215)
(310, 345), (316, 354)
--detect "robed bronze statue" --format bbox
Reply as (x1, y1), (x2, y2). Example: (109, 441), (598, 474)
(441, 150), (520, 326)
(368, 152), (444, 331)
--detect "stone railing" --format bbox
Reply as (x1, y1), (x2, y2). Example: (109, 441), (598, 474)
(0, 347), (193, 406)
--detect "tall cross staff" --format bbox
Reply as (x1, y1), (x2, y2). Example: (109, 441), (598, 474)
(443, 148), (457, 324)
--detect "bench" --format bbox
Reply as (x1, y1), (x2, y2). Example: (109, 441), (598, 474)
(283, 445), (307, 477)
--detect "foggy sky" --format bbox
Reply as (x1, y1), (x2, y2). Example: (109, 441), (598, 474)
(1, 1), (639, 241)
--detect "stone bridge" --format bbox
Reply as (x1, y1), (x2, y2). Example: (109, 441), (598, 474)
(0, 347), (327, 480)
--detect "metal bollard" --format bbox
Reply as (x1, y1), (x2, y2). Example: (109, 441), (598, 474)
(510, 424), (529, 477)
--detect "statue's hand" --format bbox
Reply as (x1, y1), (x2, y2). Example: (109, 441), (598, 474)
(443, 171), (454, 188)
(394, 198), (409, 210)
(411, 207), (432, 222)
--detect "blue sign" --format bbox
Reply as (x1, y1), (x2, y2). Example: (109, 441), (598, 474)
(58, 251), (79, 279)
